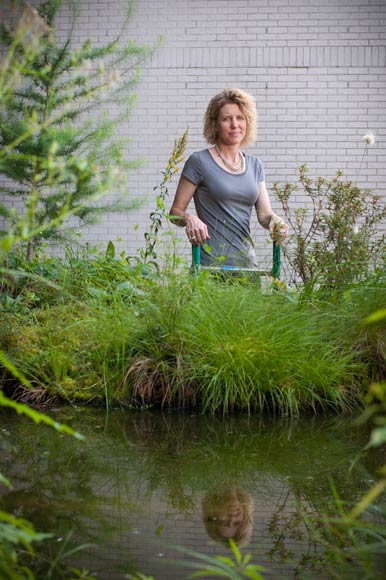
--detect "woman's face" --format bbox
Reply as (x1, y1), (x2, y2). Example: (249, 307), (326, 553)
(216, 499), (243, 539)
(216, 103), (247, 147)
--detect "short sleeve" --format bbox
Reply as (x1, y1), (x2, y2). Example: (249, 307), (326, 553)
(181, 152), (202, 186)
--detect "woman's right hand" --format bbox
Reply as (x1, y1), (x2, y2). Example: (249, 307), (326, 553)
(185, 214), (210, 246)
(169, 175), (210, 245)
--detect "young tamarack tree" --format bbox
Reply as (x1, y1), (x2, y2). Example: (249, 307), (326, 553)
(0, 0), (157, 260)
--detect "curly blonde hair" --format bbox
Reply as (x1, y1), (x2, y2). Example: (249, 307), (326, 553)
(202, 485), (254, 547)
(203, 88), (257, 147)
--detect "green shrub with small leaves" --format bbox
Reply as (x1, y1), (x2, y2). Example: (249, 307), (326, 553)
(273, 164), (386, 292)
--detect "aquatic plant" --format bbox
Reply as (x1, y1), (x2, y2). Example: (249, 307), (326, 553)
(168, 539), (266, 579)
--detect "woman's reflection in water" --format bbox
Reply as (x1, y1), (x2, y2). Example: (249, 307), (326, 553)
(202, 485), (254, 547)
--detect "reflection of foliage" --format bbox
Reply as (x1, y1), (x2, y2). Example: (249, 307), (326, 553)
(268, 492), (301, 561)
(303, 487), (386, 580)
(0, 411), (126, 576)
(1, 407), (382, 578)
(115, 407), (380, 561)
(266, 484), (386, 580)
(267, 490), (326, 578)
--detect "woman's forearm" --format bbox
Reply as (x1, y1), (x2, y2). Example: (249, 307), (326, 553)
(169, 206), (190, 227)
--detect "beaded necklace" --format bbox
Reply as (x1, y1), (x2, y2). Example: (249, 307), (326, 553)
(215, 145), (245, 174)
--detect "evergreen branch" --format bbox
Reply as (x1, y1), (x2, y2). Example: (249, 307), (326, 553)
(39, 0), (67, 27)
(0, 187), (30, 197)
(114, 0), (136, 42)
(118, 46), (159, 78)
(7, 89), (48, 107)
(71, 40), (120, 63)
(1, 182), (114, 254)
(0, 151), (41, 165)
(49, 74), (89, 96)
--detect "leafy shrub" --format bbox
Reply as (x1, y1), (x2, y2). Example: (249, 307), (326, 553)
(273, 164), (386, 292)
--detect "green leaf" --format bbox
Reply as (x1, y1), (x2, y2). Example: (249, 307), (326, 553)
(0, 472), (13, 489)
(0, 389), (85, 440)
(229, 539), (242, 565)
(369, 425), (386, 447)
(0, 354), (85, 441)
(106, 240), (115, 259)
(365, 308), (386, 329)
(216, 556), (236, 567)
(156, 195), (165, 211)
(244, 570), (266, 580)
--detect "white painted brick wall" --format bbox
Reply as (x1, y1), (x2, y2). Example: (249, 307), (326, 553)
(1, 0), (385, 269)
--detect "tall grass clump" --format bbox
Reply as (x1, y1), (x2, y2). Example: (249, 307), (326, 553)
(122, 273), (371, 414)
(182, 281), (362, 414)
(2, 251), (383, 414)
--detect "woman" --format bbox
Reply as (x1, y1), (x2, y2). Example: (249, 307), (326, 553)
(169, 88), (288, 268)
(202, 484), (254, 547)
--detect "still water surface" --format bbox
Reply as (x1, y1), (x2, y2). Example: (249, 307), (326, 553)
(0, 407), (383, 579)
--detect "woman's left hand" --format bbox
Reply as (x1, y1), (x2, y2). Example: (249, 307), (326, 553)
(269, 215), (289, 244)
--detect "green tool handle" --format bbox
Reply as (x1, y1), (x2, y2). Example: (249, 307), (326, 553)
(192, 242), (280, 278)
(192, 244), (201, 272)
(272, 241), (281, 279)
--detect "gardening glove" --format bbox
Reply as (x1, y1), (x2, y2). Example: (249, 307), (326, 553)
(269, 215), (289, 245)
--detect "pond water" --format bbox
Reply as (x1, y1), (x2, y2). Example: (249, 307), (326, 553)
(0, 407), (384, 579)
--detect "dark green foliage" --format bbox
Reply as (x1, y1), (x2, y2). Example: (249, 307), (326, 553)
(0, 509), (52, 580)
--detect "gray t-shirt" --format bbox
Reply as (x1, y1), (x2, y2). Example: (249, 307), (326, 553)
(182, 149), (265, 267)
